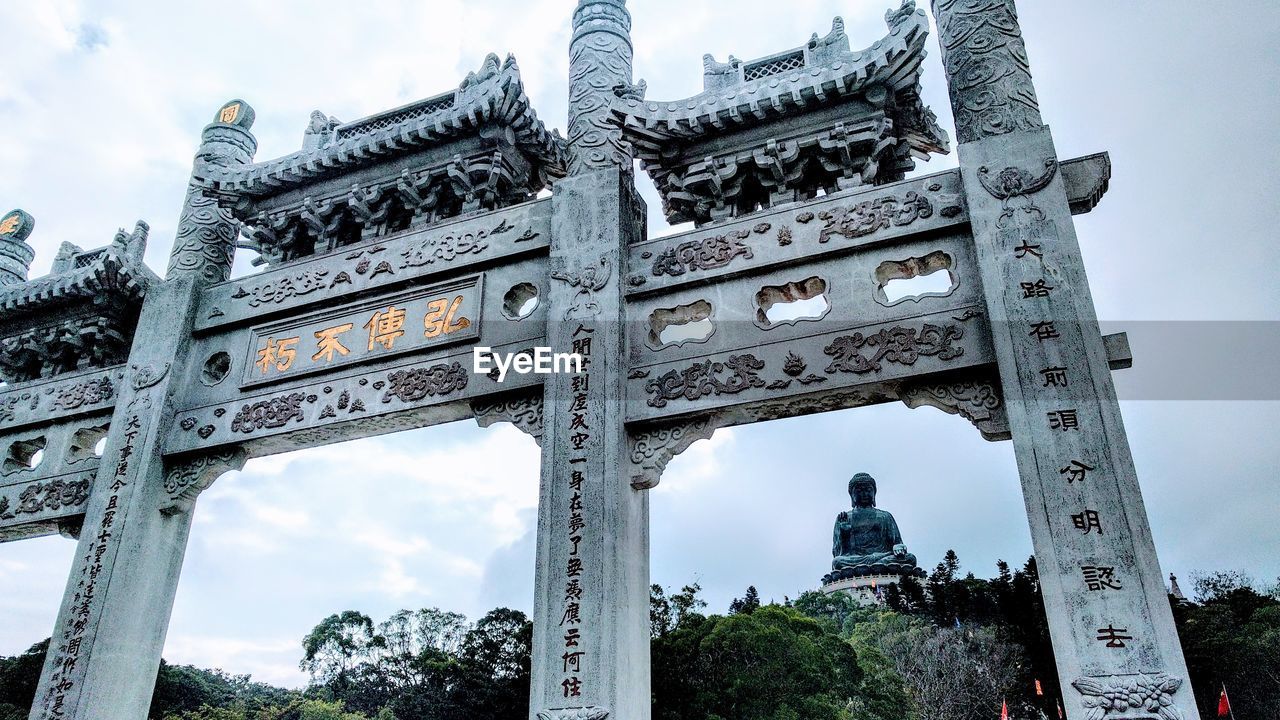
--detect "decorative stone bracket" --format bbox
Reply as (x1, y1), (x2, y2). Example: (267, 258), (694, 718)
(628, 415), (719, 490)
(159, 447), (248, 516)
(899, 332), (1132, 442)
(471, 389), (543, 446)
(900, 374), (1010, 442)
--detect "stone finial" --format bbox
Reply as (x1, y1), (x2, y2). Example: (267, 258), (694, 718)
(196, 98), (258, 167)
(1169, 573), (1187, 601)
(50, 241), (83, 274)
(0, 209), (36, 286)
(111, 220), (150, 263)
(567, 0), (634, 174)
(213, 98), (255, 129)
(302, 110), (340, 151)
(929, 0), (1042, 143)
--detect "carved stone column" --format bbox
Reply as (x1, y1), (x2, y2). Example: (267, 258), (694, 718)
(566, 0), (635, 175)
(532, 167), (647, 720)
(528, 3), (648, 717)
(30, 101), (256, 720)
(930, 2), (1199, 718)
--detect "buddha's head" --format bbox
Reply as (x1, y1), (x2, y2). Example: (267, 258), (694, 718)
(848, 473), (877, 508)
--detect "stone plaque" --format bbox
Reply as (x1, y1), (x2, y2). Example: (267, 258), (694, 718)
(239, 274), (482, 387)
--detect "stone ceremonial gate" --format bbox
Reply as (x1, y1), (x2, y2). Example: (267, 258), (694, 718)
(0, 1), (1200, 718)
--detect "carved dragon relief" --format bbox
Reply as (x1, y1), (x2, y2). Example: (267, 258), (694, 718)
(628, 415), (719, 490)
(160, 447), (248, 516)
(472, 389), (544, 446)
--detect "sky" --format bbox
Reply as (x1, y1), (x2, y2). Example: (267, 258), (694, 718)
(1, 0), (1278, 689)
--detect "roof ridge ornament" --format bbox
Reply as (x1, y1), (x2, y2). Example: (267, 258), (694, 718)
(611, 0), (949, 226)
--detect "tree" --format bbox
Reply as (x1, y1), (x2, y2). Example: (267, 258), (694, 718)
(0, 639), (46, 716)
(301, 611), (383, 687)
(652, 583), (707, 638)
(150, 662), (295, 717)
(652, 597), (866, 720)
(1174, 572), (1280, 719)
(851, 611), (1029, 720)
(451, 609), (533, 718)
(728, 585), (761, 615)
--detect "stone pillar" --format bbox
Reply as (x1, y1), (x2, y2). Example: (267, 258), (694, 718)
(0, 209), (35, 286)
(30, 101), (255, 720)
(529, 4), (647, 718)
(566, 0), (634, 176)
(930, 2), (1200, 718)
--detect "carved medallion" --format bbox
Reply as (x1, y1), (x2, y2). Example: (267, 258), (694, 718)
(551, 254), (613, 320)
(47, 377), (115, 411)
(651, 230), (754, 277)
(230, 392), (307, 434)
(977, 158), (1058, 227)
(817, 191), (933, 244)
(130, 363), (170, 391)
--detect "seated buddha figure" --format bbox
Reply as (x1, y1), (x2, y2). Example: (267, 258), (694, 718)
(831, 473), (918, 575)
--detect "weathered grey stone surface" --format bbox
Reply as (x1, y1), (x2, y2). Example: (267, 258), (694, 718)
(532, 169), (650, 720)
(931, 1), (1200, 717)
(29, 101), (256, 720)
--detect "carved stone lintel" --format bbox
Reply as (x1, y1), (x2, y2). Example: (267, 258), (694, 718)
(537, 706), (610, 720)
(471, 390), (544, 446)
(1071, 673), (1186, 720)
(628, 416), (717, 490)
(160, 447), (248, 516)
(900, 376), (1010, 442)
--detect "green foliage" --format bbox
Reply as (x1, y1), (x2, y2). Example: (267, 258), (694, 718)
(728, 585), (762, 615)
(4, 558), (1277, 720)
(847, 611), (1028, 720)
(0, 639), (45, 714)
(300, 611), (382, 687)
(151, 662), (296, 717)
(1174, 572), (1280, 719)
(160, 698), (376, 720)
(295, 606), (531, 719)
(652, 603), (863, 720)
(651, 583), (706, 638)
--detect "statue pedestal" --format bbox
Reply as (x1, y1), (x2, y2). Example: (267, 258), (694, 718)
(820, 573), (906, 606)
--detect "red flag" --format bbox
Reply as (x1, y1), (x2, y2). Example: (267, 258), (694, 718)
(1001, 698), (1009, 720)
(1218, 685), (1231, 717)
(1057, 700), (1065, 719)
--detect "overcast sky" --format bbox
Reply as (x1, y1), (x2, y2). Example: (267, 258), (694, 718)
(1, 0), (1277, 689)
